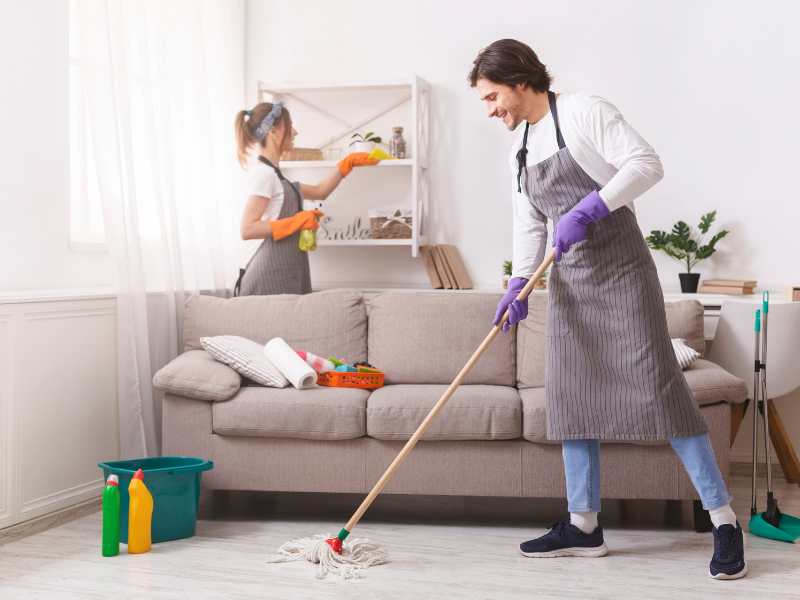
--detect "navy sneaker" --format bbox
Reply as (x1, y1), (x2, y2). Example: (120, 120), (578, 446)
(709, 522), (747, 580)
(520, 520), (608, 558)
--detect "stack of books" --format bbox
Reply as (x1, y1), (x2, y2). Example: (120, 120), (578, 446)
(698, 278), (757, 295)
(419, 245), (473, 290)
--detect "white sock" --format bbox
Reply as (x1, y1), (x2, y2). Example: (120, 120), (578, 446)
(709, 504), (737, 528)
(570, 511), (598, 534)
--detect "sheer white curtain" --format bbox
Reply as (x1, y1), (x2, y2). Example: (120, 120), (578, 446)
(71, 0), (245, 457)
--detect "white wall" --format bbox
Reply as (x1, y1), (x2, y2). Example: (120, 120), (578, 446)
(5, 0), (797, 293)
(0, 0), (115, 292)
(246, 0), (800, 291)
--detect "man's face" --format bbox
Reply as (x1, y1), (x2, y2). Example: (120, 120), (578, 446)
(475, 78), (526, 131)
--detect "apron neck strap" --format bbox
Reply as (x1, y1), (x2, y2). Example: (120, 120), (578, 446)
(257, 155), (287, 181)
(548, 91), (566, 150)
(516, 122), (530, 193)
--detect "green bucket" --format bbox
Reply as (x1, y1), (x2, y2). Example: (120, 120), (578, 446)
(98, 456), (213, 544)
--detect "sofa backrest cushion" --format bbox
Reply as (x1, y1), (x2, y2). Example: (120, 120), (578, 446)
(367, 292), (516, 385)
(183, 290), (367, 364)
(664, 299), (705, 355)
(516, 296), (705, 389)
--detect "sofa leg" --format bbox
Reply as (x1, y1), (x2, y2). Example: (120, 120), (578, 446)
(693, 500), (712, 533)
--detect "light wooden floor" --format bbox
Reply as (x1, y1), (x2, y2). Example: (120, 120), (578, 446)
(1, 473), (799, 600)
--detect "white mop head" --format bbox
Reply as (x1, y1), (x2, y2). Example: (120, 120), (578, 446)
(266, 533), (388, 580)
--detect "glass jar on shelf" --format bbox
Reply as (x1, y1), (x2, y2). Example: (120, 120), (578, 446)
(388, 126), (407, 159)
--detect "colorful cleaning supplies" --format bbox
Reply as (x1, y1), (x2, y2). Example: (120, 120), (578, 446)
(328, 356), (345, 368)
(296, 350), (336, 373)
(101, 474), (120, 557)
(127, 468), (153, 554)
(367, 146), (393, 161)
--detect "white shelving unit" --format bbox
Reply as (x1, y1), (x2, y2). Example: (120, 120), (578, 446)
(257, 77), (430, 257)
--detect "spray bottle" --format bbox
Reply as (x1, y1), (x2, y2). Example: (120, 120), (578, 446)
(127, 468), (153, 554)
(101, 474), (120, 557)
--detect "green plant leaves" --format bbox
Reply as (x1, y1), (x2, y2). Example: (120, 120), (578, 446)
(646, 214), (729, 272)
(695, 230), (729, 260)
(350, 131), (382, 144)
(698, 210), (717, 234)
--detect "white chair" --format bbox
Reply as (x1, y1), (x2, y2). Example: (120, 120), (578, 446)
(707, 297), (800, 483)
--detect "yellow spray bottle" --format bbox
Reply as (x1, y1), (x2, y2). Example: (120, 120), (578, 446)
(127, 468), (153, 554)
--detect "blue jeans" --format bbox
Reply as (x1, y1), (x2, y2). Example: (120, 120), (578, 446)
(562, 434), (732, 513)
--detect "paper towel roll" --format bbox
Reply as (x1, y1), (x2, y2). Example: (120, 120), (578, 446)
(264, 337), (317, 389)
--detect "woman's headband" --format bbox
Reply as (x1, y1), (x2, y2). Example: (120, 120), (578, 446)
(252, 101), (284, 141)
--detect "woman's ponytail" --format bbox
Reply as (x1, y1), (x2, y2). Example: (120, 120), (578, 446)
(234, 103), (292, 168)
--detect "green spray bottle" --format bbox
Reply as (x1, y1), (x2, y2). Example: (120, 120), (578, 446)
(102, 474), (120, 557)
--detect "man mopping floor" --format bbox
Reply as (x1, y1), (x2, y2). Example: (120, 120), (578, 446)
(470, 39), (746, 580)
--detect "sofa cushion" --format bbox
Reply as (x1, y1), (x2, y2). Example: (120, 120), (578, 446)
(672, 338), (700, 369)
(516, 297), (707, 389)
(212, 385), (369, 440)
(201, 335), (289, 387)
(153, 350), (240, 402)
(366, 384), (521, 441)
(515, 293), (549, 389)
(183, 290), (367, 366)
(665, 300), (706, 355)
(519, 387), (549, 443)
(683, 359), (747, 406)
(367, 292), (516, 385)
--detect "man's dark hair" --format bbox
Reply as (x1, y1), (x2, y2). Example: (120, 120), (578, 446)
(468, 39), (551, 92)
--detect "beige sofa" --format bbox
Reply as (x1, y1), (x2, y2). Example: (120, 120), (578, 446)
(154, 289), (747, 531)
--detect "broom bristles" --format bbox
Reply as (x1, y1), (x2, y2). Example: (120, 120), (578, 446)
(266, 533), (388, 579)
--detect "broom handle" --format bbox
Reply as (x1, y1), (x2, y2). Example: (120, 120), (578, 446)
(343, 249), (556, 534)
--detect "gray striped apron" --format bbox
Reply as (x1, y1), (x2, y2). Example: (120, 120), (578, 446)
(521, 91), (707, 441)
(234, 156), (312, 296)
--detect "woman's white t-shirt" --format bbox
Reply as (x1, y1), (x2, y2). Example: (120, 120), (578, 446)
(247, 160), (284, 221)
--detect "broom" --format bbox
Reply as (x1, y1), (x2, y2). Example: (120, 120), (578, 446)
(748, 292), (800, 542)
(267, 249), (556, 578)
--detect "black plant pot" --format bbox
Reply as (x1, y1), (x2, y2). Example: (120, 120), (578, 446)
(679, 273), (700, 293)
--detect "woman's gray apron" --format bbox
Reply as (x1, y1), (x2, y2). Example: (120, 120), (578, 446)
(521, 92), (707, 441)
(234, 156), (311, 296)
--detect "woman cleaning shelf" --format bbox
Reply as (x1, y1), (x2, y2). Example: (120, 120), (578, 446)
(233, 101), (378, 296)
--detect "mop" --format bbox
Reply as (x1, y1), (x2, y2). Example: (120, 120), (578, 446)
(266, 249), (556, 578)
(748, 292), (800, 543)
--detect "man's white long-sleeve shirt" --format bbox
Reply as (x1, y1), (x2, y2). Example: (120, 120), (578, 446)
(508, 91), (664, 280)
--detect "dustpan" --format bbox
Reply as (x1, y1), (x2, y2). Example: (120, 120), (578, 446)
(749, 512), (800, 543)
(748, 293), (800, 543)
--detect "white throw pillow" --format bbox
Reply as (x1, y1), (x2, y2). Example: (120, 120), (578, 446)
(201, 335), (289, 388)
(671, 338), (700, 370)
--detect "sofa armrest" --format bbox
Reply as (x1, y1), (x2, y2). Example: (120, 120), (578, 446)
(683, 359), (748, 407)
(153, 349), (240, 402)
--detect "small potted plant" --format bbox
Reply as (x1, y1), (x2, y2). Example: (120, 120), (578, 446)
(502, 260), (548, 289)
(645, 210), (729, 293)
(349, 131), (382, 153)
(502, 260), (513, 288)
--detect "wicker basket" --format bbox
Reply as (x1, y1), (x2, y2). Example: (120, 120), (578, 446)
(281, 147), (323, 161)
(369, 209), (412, 239)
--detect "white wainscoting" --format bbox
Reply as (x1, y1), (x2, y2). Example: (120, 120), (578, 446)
(0, 296), (119, 530)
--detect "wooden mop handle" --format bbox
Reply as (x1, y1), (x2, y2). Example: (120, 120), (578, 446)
(342, 248), (556, 534)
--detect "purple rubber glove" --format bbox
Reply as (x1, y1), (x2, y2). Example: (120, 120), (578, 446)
(552, 190), (610, 261)
(493, 277), (529, 333)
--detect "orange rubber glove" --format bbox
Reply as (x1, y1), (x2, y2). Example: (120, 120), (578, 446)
(337, 152), (379, 177)
(271, 209), (323, 241)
